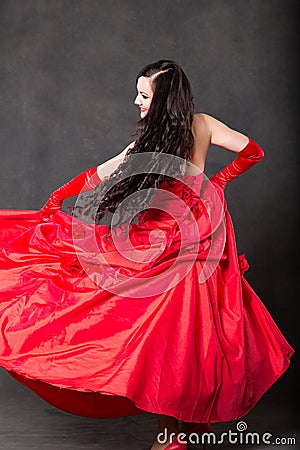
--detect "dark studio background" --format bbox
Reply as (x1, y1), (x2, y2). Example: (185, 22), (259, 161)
(0, 1), (299, 449)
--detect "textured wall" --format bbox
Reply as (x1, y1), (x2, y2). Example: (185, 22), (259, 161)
(0, 0), (298, 389)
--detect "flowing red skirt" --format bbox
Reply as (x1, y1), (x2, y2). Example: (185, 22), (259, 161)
(0, 175), (294, 422)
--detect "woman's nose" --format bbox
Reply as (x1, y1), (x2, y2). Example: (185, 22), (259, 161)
(134, 95), (141, 105)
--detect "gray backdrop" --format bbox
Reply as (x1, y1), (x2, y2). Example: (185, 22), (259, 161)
(0, 0), (298, 446)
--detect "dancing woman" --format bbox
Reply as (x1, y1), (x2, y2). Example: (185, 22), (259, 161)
(0, 60), (294, 450)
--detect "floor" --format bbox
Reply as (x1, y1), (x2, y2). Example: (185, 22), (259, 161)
(0, 369), (298, 449)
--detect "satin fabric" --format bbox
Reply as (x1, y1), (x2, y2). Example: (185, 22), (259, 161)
(0, 173), (294, 422)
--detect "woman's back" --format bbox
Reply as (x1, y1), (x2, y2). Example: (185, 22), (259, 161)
(190, 113), (211, 172)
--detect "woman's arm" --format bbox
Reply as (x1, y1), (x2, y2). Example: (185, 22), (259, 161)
(96, 141), (135, 180)
(40, 141), (135, 219)
(201, 113), (249, 152)
(197, 113), (264, 188)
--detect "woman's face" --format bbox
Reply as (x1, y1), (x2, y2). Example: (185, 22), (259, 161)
(134, 76), (154, 118)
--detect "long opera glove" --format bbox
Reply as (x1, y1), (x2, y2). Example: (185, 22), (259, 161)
(209, 137), (264, 189)
(40, 167), (102, 218)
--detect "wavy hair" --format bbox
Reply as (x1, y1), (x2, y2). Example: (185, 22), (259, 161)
(81, 59), (195, 226)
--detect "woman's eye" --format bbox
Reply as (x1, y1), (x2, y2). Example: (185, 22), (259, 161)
(142, 95), (148, 99)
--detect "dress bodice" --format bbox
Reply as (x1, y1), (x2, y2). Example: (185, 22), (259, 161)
(139, 172), (204, 225)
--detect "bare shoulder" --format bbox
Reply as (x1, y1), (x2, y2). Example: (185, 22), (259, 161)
(193, 112), (210, 128)
(192, 113), (211, 140)
(195, 113), (249, 152)
(195, 112), (226, 131)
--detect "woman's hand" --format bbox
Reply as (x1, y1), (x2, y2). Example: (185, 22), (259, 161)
(38, 142), (134, 222)
(39, 167), (102, 221)
(40, 195), (63, 221)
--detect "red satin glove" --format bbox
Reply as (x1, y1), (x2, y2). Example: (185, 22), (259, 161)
(40, 167), (102, 219)
(210, 137), (264, 189)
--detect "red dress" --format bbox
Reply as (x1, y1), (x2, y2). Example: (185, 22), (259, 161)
(0, 172), (294, 422)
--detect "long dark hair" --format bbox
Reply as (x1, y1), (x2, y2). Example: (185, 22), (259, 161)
(80, 59), (195, 226)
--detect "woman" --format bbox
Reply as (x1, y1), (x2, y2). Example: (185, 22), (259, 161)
(0, 60), (295, 450)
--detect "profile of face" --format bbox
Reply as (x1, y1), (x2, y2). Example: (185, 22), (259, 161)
(134, 76), (154, 118)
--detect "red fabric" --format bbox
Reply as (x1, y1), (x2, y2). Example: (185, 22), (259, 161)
(0, 172), (294, 422)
